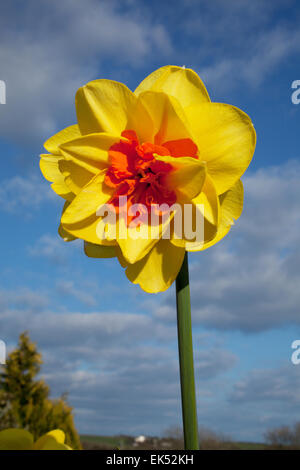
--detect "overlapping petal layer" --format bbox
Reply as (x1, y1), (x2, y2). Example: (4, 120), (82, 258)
(120, 238), (186, 293)
(76, 80), (154, 142)
(185, 103), (256, 194)
(135, 65), (210, 108)
(187, 179), (244, 252)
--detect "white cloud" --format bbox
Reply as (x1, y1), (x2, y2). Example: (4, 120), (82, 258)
(0, 287), (48, 312)
(28, 234), (81, 263)
(0, 0), (172, 146)
(199, 26), (300, 90)
(0, 173), (54, 213)
(56, 280), (97, 307)
(225, 362), (300, 437)
(175, 0), (300, 91)
(231, 364), (300, 404)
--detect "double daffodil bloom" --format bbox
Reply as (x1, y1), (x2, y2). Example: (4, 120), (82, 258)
(40, 66), (256, 293)
(0, 428), (72, 450)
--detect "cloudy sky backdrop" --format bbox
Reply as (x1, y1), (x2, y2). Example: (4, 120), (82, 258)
(0, 0), (300, 441)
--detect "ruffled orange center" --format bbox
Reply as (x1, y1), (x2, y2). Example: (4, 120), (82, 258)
(105, 130), (198, 218)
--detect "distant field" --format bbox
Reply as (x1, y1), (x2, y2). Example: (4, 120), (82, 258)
(235, 442), (267, 450)
(80, 435), (269, 450)
(80, 435), (132, 449)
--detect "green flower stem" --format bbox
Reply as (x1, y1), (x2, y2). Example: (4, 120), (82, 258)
(176, 252), (199, 450)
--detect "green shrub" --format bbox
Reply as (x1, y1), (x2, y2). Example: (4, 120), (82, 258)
(0, 332), (81, 449)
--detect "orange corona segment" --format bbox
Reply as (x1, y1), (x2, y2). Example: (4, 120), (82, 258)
(104, 130), (198, 221)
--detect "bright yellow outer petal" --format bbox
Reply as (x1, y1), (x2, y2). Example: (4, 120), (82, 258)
(58, 160), (95, 195)
(171, 174), (220, 250)
(191, 173), (220, 226)
(58, 222), (77, 242)
(117, 223), (162, 265)
(75, 80), (153, 142)
(219, 178), (244, 225)
(184, 103), (256, 194)
(61, 214), (117, 246)
(138, 91), (195, 145)
(51, 183), (74, 201)
(125, 239), (186, 293)
(155, 155), (206, 202)
(58, 133), (129, 195)
(58, 202), (77, 241)
(135, 65), (210, 108)
(43, 125), (81, 154)
(40, 155), (74, 201)
(116, 208), (175, 264)
(170, 199), (217, 250)
(187, 179), (243, 252)
(61, 171), (113, 225)
(84, 241), (116, 258)
(40, 155), (64, 182)
(59, 133), (121, 169)
(33, 430), (66, 450)
(0, 429), (34, 450)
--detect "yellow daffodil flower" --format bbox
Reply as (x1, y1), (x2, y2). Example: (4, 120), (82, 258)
(40, 65), (256, 293)
(0, 428), (72, 450)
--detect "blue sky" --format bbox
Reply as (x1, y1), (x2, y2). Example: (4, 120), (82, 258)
(1, 0), (300, 442)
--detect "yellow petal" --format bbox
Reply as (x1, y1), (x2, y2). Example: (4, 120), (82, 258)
(187, 179), (243, 252)
(172, 174), (220, 250)
(138, 91), (195, 145)
(58, 202), (77, 241)
(58, 223), (77, 242)
(40, 440), (71, 450)
(219, 178), (244, 225)
(43, 125), (81, 154)
(59, 133), (120, 171)
(75, 80), (153, 142)
(170, 200), (217, 250)
(58, 159), (95, 195)
(33, 430), (66, 450)
(135, 65), (210, 108)
(40, 155), (64, 182)
(185, 103), (256, 194)
(155, 155), (206, 202)
(117, 208), (175, 264)
(84, 241), (116, 258)
(117, 236), (156, 266)
(35, 429), (71, 449)
(61, 171), (113, 225)
(61, 214), (117, 246)
(40, 155), (74, 201)
(116, 245), (129, 268)
(0, 428), (34, 450)
(125, 239), (185, 293)
(191, 173), (220, 226)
